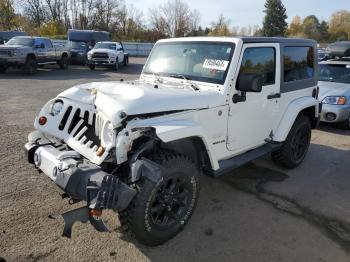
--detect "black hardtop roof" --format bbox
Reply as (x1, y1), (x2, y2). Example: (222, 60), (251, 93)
(239, 36), (316, 45)
(68, 29), (111, 42)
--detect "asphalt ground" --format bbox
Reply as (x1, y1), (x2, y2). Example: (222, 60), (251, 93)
(0, 57), (349, 262)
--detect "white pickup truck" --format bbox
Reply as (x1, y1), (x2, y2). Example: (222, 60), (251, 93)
(87, 41), (129, 70)
(25, 37), (319, 246)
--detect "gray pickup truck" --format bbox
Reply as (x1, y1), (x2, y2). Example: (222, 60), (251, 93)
(0, 36), (70, 74)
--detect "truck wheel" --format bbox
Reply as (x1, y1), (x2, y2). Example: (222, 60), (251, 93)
(119, 151), (200, 246)
(123, 56), (129, 66)
(89, 65), (95, 70)
(59, 56), (69, 69)
(272, 115), (311, 169)
(115, 58), (119, 71)
(0, 65), (6, 73)
(339, 116), (350, 130)
(23, 57), (37, 74)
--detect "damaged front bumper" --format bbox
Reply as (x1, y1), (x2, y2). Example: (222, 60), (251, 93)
(24, 131), (137, 237)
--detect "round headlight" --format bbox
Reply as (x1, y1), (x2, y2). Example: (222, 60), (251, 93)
(51, 101), (64, 116)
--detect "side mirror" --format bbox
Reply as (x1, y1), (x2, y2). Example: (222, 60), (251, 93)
(236, 73), (263, 93)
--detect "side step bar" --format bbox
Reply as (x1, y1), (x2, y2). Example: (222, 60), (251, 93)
(205, 142), (282, 178)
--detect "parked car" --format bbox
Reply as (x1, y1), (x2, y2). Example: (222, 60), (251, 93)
(68, 29), (110, 64)
(319, 41), (350, 129)
(0, 36), (70, 74)
(24, 37), (319, 246)
(87, 41), (129, 70)
(0, 31), (27, 45)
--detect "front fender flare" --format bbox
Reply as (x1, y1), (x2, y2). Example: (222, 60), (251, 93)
(128, 119), (219, 170)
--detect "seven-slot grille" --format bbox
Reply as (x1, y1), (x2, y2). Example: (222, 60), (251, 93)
(92, 52), (109, 59)
(58, 106), (103, 151)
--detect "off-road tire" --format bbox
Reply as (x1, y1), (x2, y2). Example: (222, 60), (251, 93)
(89, 64), (95, 70)
(59, 55), (69, 69)
(272, 115), (311, 169)
(123, 56), (129, 66)
(119, 151), (200, 246)
(23, 57), (37, 74)
(0, 65), (6, 73)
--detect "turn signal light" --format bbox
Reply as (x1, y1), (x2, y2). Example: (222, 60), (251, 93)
(38, 116), (47, 125)
(338, 97), (346, 105)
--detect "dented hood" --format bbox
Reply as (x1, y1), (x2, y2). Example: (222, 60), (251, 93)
(58, 81), (224, 124)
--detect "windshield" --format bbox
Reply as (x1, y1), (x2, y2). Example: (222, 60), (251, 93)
(7, 37), (34, 47)
(143, 41), (235, 85)
(95, 43), (116, 50)
(70, 41), (87, 50)
(319, 64), (350, 84)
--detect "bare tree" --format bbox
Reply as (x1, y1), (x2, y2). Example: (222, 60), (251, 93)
(150, 0), (200, 37)
(22, 0), (46, 28)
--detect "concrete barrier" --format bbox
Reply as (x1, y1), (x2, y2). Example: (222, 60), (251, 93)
(122, 42), (154, 57)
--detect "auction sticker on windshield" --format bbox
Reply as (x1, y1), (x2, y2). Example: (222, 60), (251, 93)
(203, 59), (229, 71)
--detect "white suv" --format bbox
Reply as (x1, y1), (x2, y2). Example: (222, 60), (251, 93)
(87, 41), (128, 70)
(25, 37), (319, 246)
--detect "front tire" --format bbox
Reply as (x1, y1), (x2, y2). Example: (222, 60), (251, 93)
(89, 64), (95, 70)
(123, 56), (128, 66)
(114, 58), (119, 71)
(119, 151), (200, 246)
(59, 55), (69, 69)
(272, 115), (311, 169)
(23, 57), (37, 74)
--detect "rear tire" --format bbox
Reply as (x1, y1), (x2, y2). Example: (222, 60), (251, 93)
(23, 57), (37, 74)
(89, 64), (95, 70)
(59, 55), (69, 69)
(272, 115), (311, 169)
(0, 65), (6, 73)
(119, 151), (200, 246)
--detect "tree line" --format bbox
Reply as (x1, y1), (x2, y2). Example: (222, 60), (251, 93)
(0, 0), (349, 43)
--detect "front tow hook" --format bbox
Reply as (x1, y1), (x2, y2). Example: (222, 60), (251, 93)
(62, 207), (109, 238)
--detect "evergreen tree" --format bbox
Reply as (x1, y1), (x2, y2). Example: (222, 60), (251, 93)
(262, 0), (288, 37)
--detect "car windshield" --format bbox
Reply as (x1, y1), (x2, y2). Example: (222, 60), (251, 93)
(7, 37), (34, 47)
(95, 43), (117, 50)
(70, 41), (87, 49)
(319, 64), (350, 84)
(143, 41), (235, 85)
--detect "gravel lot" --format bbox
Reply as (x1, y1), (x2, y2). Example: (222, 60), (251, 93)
(0, 57), (349, 262)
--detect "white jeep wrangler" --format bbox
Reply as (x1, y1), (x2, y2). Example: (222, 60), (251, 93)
(25, 37), (319, 246)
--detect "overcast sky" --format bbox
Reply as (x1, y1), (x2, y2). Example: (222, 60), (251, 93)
(131, 0), (349, 28)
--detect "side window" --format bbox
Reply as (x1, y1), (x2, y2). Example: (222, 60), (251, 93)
(284, 46), (314, 82)
(44, 39), (53, 48)
(35, 39), (45, 48)
(239, 47), (276, 86)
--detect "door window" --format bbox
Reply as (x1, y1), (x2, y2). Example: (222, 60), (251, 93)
(44, 39), (53, 48)
(239, 47), (276, 86)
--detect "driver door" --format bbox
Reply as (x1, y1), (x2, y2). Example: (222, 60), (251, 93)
(227, 43), (281, 154)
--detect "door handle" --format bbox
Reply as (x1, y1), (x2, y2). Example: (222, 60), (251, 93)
(267, 93), (281, 99)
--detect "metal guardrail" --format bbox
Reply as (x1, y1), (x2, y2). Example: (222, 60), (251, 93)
(122, 42), (154, 57)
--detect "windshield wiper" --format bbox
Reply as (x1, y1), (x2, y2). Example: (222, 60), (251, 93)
(169, 74), (199, 91)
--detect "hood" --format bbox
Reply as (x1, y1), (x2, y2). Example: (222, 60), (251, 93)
(0, 44), (30, 49)
(318, 81), (350, 100)
(58, 81), (225, 125)
(90, 48), (115, 54)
